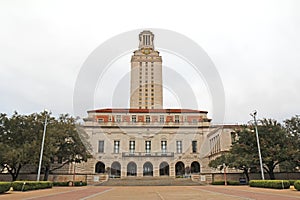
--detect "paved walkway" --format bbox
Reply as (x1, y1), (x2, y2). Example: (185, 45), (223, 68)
(0, 185), (299, 200)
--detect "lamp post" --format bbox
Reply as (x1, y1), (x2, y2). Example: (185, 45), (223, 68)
(223, 163), (227, 186)
(37, 112), (48, 181)
(250, 110), (265, 180)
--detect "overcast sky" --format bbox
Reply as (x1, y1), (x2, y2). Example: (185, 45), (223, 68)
(0, 0), (299, 124)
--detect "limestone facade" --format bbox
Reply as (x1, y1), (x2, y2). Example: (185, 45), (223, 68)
(79, 109), (234, 178)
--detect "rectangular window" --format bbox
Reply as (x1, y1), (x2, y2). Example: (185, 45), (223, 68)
(145, 141), (151, 153)
(114, 140), (120, 153)
(129, 140), (135, 153)
(98, 118), (104, 123)
(116, 115), (121, 122)
(175, 115), (180, 123)
(160, 115), (164, 123)
(176, 141), (182, 153)
(98, 140), (104, 153)
(192, 140), (197, 153)
(146, 115), (150, 123)
(132, 115), (136, 123)
(161, 141), (167, 153)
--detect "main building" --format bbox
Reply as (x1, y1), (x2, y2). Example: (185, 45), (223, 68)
(80, 31), (233, 183)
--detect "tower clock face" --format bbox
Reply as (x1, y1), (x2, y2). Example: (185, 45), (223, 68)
(142, 48), (151, 55)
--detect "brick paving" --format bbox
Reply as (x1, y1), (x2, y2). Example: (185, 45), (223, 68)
(0, 185), (299, 200)
(194, 186), (300, 200)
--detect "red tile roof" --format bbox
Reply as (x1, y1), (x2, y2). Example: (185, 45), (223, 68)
(88, 108), (208, 114)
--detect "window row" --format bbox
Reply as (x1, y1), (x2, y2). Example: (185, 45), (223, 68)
(98, 140), (198, 154)
(98, 115), (201, 124)
(139, 62), (155, 67)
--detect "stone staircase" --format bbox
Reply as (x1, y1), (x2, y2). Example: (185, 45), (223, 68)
(98, 177), (203, 186)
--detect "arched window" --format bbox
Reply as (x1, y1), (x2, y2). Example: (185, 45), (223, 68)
(175, 161), (185, 176)
(111, 161), (121, 178)
(159, 162), (169, 176)
(143, 162), (153, 176)
(95, 162), (105, 173)
(127, 162), (137, 176)
(191, 161), (201, 174)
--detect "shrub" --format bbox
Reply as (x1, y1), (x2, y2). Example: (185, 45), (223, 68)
(212, 181), (240, 185)
(74, 181), (87, 186)
(294, 180), (300, 191)
(53, 181), (87, 187)
(0, 182), (11, 194)
(12, 181), (52, 191)
(249, 180), (290, 189)
(289, 180), (296, 186)
(53, 182), (70, 187)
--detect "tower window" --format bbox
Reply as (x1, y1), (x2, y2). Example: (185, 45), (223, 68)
(98, 140), (104, 153)
(132, 115), (136, 123)
(161, 141), (167, 153)
(160, 115), (164, 123)
(175, 115), (180, 123)
(145, 141), (151, 153)
(116, 115), (121, 122)
(129, 141), (135, 153)
(146, 115), (150, 123)
(192, 141), (197, 153)
(176, 141), (182, 153)
(114, 140), (120, 153)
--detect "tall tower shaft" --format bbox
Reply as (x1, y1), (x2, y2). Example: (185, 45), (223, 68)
(130, 30), (163, 109)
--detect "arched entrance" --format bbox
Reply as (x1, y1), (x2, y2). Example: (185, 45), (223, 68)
(191, 161), (200, 174)
(95, 161), (105, 173)
(143, 162), (153, 176)
(159, 162), (169, 176)
(127, 162), (137, 176)
(175, 161), (185, 176)
(111, 161), (121, 178)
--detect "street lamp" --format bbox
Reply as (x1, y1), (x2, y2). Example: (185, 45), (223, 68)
(223, 163), (227, 186)
(37, 111), (48, 181)
(250, 110), (265, 180)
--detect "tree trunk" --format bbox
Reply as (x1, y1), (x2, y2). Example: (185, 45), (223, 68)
(243, 168), (250, 182)
(43, 165), (50, 181)
(265, 163), (276, 180)
(8, 164), (22, 181)
(269, 170), (275, 180)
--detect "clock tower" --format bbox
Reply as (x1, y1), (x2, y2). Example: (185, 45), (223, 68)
(130, 30), (163, 109)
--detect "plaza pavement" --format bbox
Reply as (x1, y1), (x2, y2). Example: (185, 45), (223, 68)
(0, 185), (299, 200)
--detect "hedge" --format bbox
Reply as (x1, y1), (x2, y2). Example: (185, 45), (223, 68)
(0, 182), (11, 194)
(294, 180), (300, 191)
(53, 181), (87, 187)
(289, 180), (296, 186)
(12, 181), (52, 191)
(249, 180), (290, 189)
(212, 181), (240, 185)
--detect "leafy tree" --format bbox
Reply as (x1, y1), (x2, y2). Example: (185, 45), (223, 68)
(284, 115), (300, 170)
(0, 111), (91, 181)
(209, 119), (296, 180)
(37, 114), (92, 181)
(0, 112), (39, 181)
